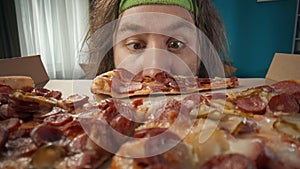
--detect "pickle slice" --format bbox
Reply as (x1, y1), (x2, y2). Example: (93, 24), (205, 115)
(30, 144), (65, 169)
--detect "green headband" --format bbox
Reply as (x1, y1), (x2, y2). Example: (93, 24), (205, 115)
(118, 0), (195, 14)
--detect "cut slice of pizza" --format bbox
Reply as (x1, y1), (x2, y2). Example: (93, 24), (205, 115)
(91, 68), (239, 98)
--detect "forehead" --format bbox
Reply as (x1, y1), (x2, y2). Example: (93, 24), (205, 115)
(120, 4), (194, 22)
(116, 5), (196, 39)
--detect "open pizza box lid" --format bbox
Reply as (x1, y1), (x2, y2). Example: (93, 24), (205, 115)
(0, 55), (49, 87)
(265, 53), (300, 84)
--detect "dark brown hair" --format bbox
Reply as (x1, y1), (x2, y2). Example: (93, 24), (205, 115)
(84, 0), (234, 78)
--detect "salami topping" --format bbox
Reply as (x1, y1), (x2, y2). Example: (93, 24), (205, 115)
(205, 93), (227, 100)
(153, 71), (179, 90)
(271, 80), (300, 95)
(112, 76), (143, 94)
(33, 106), (64, 121)
(268, 93), (299, 114)
(235, 95), (266, 114)
(30, 125), (67, 147)
(69, 134), (89, 153)
(61, 120), (84, 139)
(293, 92), (300, 105)
(33, 87), (62, 99)
(114, 68), (135, 82)
(44, 113), (73, 127)
(62, 94), (89, 109)
(132, 98), (143, 109)
(0, 118), (21, 132)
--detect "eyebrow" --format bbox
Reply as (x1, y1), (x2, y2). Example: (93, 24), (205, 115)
(165, 21), (195, 33)
(118, 23), (145, 34)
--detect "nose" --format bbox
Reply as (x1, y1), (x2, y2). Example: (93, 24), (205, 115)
(140, 48), (173, 78)
(140, 39), (172, 78)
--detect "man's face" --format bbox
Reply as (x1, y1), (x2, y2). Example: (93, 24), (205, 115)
(113, 5), (199, 77)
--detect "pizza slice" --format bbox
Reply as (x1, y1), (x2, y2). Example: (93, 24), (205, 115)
(91, 68), (239, 98)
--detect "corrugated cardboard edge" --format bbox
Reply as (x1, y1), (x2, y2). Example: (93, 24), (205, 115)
(0, 55), (49, 87)
(265, 53), (300, 85)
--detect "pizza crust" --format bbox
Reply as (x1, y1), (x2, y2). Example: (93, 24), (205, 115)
(0, 76), (34, 90)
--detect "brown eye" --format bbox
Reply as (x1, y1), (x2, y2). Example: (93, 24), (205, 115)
(127, 42), (146, 51)
(167, 40), (185, 51)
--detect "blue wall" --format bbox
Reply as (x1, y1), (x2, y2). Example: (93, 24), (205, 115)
(212, 0), (297, 77)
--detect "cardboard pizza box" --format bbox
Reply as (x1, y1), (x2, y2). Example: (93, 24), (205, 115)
(0, 55), (49, 87)
(265, 53), (300, 84)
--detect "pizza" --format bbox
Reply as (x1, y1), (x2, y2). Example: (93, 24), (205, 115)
(110, 79), (300, 169)
(91, 68), (239, 98)
(0, 76), (112, 169)
(1, 76), (300, 169)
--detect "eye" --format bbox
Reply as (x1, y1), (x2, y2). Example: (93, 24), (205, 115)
(167, 39), (185, 52)
(126, 41), (146, 51)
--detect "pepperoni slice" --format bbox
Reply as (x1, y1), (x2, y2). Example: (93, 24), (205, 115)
(9, 98), (40, 113)
(69, 134), (89, 153)
(154, 72), (179, 89)
(271, 80), (300, 95)
(44, 113), (73, 127)
(268, 93), (299, 114)
(114, 68), (135, 82)
(61, 120), (84, 139)
(34, 106), (64, 121)
(200, 153), (256, 169)
(235, 120), (258, 135)
(33, 87), (51, 97)
(293, 92), (300, 105)
(235, 95), (266, 114)
(110, 113), (136, 137)
(33, 87), (62, 99)
(30, 125), (66, 147)
(62, 94), (89, 109)
(0, 118), (21, 132)
(111, 76), (143, 94)
(132, 98), (143, 109)
(205, 93), (227, 100)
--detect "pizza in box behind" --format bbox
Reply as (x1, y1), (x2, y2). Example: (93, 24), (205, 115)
(1, 75), (300, 169)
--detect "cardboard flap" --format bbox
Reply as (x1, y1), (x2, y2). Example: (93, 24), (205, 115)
(266, 53), (300, 82)
(0, 55), (49, 87)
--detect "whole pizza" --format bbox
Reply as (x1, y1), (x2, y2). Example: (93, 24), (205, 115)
(0, 72), (300, 169)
